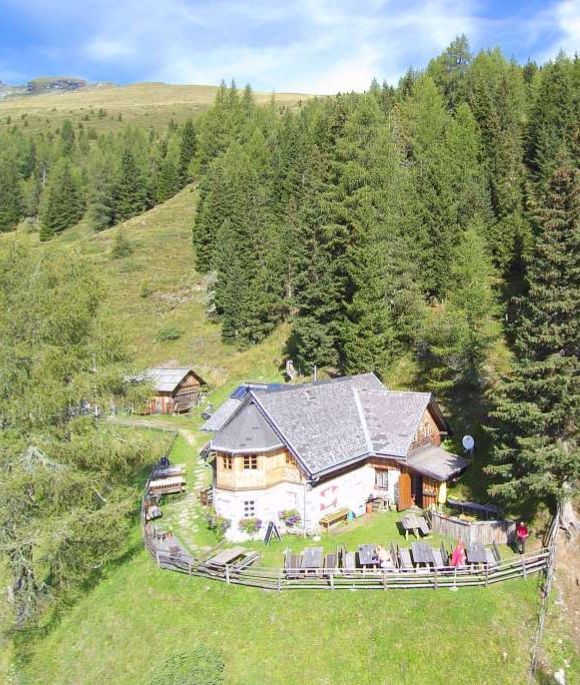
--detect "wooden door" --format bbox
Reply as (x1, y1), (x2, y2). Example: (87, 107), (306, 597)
(398, 472), (412, 511)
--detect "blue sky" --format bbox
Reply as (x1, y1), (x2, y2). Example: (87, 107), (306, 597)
(0, 0), (578, 93)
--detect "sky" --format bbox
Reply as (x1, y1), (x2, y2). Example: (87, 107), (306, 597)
(0, 0), (578, 93)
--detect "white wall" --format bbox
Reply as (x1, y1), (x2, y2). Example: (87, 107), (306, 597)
(214, 462), (402, 542)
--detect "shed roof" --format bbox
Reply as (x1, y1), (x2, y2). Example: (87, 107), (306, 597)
(406, 445), (469, 481)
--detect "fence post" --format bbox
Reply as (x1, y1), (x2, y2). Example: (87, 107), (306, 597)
(277, 570), (282, 592)
(522, 555), (527, 580)
(485, 564), (489, 588)
(453, 566), (457, 589)
(225, 564), (230, 584)
(433, 566), (438, 590)
(330, 571), (335, 590)
(156, 551), (160, 568)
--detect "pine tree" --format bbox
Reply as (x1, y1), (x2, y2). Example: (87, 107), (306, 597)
(178, 119), (197, 186)
(0, 158), (22, 232)
(39, 159), (83, 240)
(59, 119), (76, 156)
(488, 160), (580, 502)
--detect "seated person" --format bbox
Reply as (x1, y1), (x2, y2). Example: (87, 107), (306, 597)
(375, 545), (393, 569)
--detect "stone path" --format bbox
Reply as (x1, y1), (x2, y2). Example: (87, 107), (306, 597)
(167, 429), (211, 554)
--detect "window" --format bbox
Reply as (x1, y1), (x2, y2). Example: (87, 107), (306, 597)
(222, 456), (233, 470)
(243, 500), (255, 518)
(243, 455), (258, 470)
(375, 469), (389, 490)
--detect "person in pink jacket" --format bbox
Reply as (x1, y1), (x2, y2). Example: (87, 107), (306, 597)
(516, 521), (529, 554)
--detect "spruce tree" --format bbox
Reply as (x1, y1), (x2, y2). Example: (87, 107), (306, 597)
(178, 119), (197, 186)
(39, 159), (83, 240)
(0, 158), (22, 232)
(488, 160), (580, 503)
(113, 148), (147, 222)
(87, 150), (115, 231)
(424, 223), (500, 391)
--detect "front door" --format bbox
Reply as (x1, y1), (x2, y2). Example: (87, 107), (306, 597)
(398, 472), (412, 511)
(411, 473), (423, 508)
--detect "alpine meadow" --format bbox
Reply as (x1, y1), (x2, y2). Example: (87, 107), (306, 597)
(0, 28), (579, 685)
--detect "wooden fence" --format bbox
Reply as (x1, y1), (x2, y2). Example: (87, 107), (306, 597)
(428, 510), (516, 545)
(139, 442), (554, 592)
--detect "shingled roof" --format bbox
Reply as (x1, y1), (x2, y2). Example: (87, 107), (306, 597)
(209, 374), (456, 478)
(141, 367), (206, 393)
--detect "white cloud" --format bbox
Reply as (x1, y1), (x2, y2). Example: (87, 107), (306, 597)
(5, 0), (577, 92)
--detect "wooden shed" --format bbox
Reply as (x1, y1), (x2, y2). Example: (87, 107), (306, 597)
(143, 367), (207, 414)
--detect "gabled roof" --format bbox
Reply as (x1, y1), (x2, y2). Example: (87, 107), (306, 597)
(142, 367), (206, 393)
(201, 382), (284, 432)
(208, 373), (454, 478)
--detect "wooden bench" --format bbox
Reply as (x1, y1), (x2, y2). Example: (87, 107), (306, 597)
(149, 476), (186, 496)
(398, 546), (414, 571)
(285, 550), (302, 579)
(319, 507), (350, 531)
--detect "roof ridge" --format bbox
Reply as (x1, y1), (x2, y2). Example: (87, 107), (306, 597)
(353, 388), (373, 454)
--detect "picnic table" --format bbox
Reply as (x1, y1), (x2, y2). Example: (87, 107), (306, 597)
(466, 542), (487, 565)
(358, 544), (379, 569)
(302, 546), (323, 572)
(400, 514), (430, 540)
(411, 542), (435, 567)
(152, 464), (186, 479)
(207, 546), (247, 566)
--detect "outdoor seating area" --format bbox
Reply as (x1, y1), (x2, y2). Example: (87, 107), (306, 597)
(283, 539), (504, 577)
(148, 457), (186, 496)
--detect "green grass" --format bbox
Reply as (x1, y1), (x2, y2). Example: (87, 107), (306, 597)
(19, 538), (541, 685)
(0, 82), (313, 135)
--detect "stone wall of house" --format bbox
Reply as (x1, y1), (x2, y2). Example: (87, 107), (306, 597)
(214, 460), (402, 542)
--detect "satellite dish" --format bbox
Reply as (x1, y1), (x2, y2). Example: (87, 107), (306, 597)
(462, 435), (475, 451)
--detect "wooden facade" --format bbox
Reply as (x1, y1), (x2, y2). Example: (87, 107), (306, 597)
(148, 370), (206, 414)
(214, 448), (303, 491)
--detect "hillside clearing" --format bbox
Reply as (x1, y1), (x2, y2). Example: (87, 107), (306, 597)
(0, 82), (314, 134)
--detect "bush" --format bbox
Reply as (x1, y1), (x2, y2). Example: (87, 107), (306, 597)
(110, 230), (133, 259)
(156, 325), (182, 341)
(279, 509), (301, 526)
(146, 644), (225, 685)
(205, 507), (230, 541)
(140, 281), (153, 298)
(238, 517), (262, 535)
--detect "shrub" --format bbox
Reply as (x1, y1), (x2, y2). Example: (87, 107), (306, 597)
(110, 230), (133, 259)
(205, 507), (230, 541)
(156, 325), (182, 341)
(279, 509), (301, 526)
(238, 517), (262, 535)
(146, 643), (225, 685)
(140, 281), (153, 298)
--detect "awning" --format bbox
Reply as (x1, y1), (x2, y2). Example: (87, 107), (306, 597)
(406, 445), (469, 482)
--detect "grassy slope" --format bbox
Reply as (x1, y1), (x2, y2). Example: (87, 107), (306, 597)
(0, 82), (313, 134)
(4, 163), (577, 684)
(56, 186), (288, 391)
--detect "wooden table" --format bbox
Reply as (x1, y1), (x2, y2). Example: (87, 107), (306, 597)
(302, 546), (323, 572)
(358, 544), (379, 569)
(466, 542), (487, 565)
(207, 546), (247, 566)
(411, 542), (435, 567)
(401, 515), (422, 540)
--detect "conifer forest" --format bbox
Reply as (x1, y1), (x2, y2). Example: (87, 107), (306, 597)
(0, 36), (578, 663)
